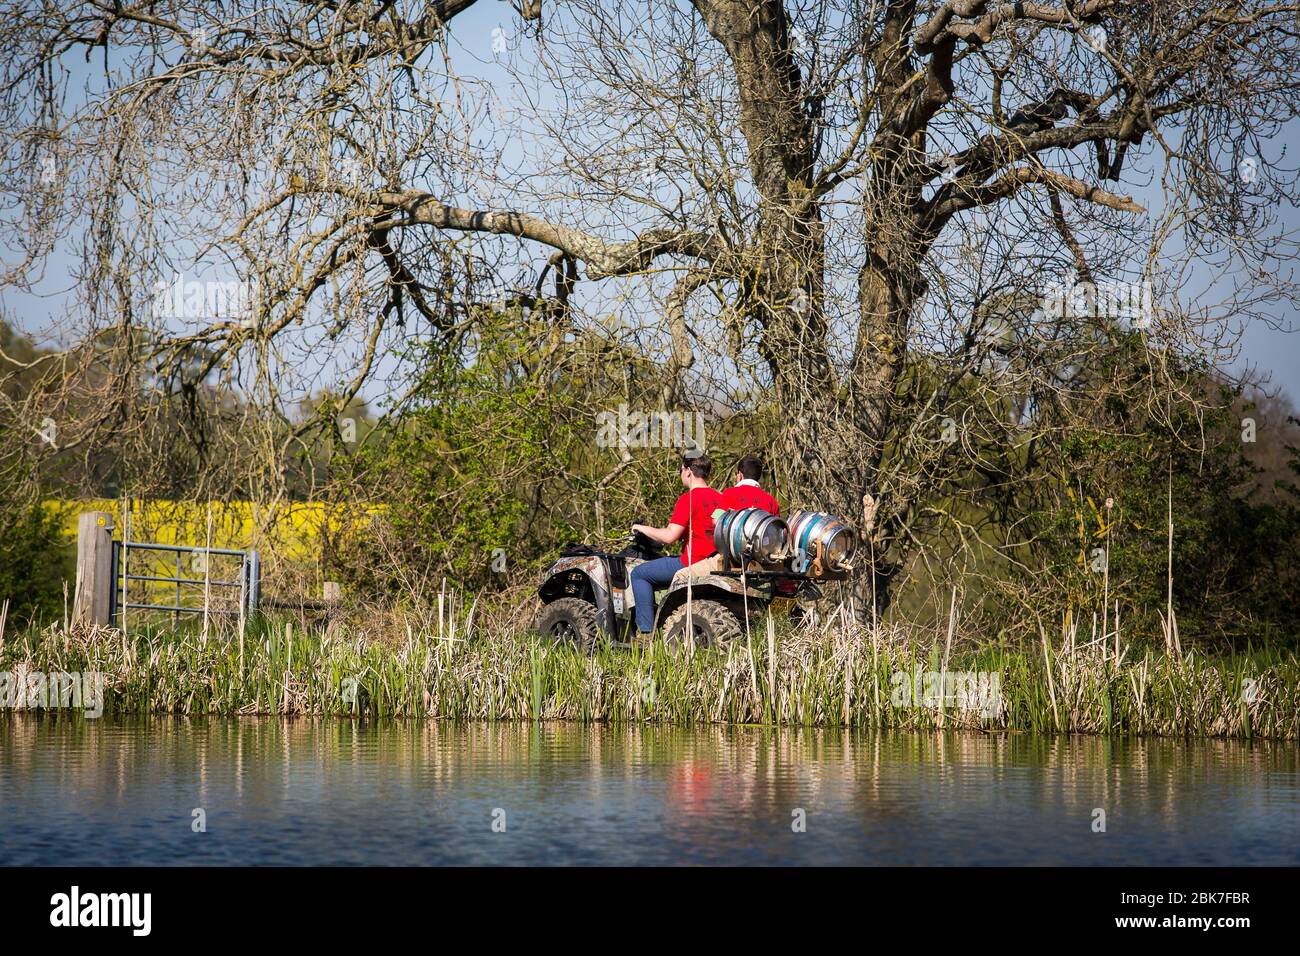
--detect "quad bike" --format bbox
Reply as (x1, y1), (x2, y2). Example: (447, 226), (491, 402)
(533, 508), (856, 650)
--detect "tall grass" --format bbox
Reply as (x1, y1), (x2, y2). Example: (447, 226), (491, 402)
(1, 600), (1296, 737)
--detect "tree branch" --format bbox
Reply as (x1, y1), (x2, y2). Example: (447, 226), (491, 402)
(929, 165), (1145, 224)
(369, 189), (725, 278)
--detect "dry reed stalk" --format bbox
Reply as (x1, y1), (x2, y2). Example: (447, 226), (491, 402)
(122, 495), (131, 638)
(202, 503), (213, 646)
(1114, 601), (1120, 661)
(868, 544), (881, 720)
(438, 580), (445, 645)
(70, 563), (81, 630)
(1040, 622), (1061, 731)
(843, 618), (854, 727)
(766, 614), (777, 721)
(1102, 500), (1111, 650)
(938, 586), (956, 728)
(1166, 460), (1174, 656)
(717, 642), (733, 721)
(746, 625), (759, 709)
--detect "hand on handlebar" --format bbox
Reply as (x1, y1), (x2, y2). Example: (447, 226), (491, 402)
(629, 525), (664, 551)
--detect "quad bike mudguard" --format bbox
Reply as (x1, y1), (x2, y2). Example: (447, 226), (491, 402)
(652, 572), (773, 630)
(538, 553), (617, 636)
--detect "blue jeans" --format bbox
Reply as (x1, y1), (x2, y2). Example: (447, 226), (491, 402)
(630, 556), (684, 633)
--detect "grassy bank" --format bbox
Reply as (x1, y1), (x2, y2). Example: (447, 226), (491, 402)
(1, 602), (1296, 738)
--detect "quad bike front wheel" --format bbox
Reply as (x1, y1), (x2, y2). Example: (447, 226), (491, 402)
(533, 598), (602, 654)
(662, 599), (744, 649)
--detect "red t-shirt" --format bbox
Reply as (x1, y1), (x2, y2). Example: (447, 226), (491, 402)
(670, 486), (723, 566)
(720, 483), (780, 516)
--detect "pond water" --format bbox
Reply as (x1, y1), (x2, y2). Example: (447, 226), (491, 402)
(1, 717), (1297, 865)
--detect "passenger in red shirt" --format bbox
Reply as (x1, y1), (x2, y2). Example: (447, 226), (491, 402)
(629, 453), (722, 634)
(718, 454), (779, 516)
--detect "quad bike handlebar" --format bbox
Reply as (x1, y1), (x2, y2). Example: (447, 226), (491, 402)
(623, 525), (665, 559)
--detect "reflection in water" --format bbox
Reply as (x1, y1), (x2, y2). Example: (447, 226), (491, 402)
(1, 716), (1297, 865)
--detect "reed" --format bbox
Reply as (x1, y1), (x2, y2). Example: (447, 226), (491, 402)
(1, 601), (1296, 738)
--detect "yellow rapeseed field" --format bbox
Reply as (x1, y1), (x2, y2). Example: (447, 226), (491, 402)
(47, 499), (343, 562)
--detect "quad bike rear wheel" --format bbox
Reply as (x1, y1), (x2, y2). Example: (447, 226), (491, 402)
(662, 599), (744, 648)
(533, 598), (602, 653)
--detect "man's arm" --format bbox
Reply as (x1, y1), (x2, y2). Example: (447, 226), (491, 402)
(632, 522), (686, 545)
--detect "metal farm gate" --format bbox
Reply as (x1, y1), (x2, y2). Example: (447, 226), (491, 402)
(110, 540), (260, 624)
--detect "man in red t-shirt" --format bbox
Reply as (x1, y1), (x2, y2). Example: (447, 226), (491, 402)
(718, 455), (779, 515)
(629, 453), (722, 635)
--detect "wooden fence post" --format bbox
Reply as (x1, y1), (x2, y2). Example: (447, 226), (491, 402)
(74, 511), (114, 626)
(323, 581), (342, 604)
